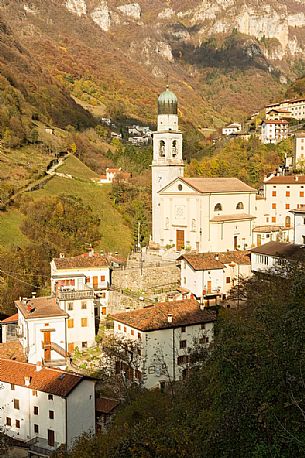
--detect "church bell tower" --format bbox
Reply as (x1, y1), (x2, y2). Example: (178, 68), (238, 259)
(151, 86), (184, 245)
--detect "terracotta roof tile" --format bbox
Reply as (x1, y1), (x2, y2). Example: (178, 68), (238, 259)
(251, 241), (305, 260)
(15, 297), (67, 320)
(112, 299), (216, 331)
(53, 253), (110, 270)
(263, 120), (288, 125)
(96, 397), (120, 414)
(1, 313), (18, 323)
(265, 176), (305, 185)
(210, 213), (255, 222)
(181, 251), (250, 271)
(0, 342), (26, 362)
(0, 359), (85, 397)
(180, 177), (257, 194)
(252, 225), (285, 233)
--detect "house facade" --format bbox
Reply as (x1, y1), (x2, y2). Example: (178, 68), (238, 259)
(266, 98), (305, 121)
(290, 207), (305, 244)
(0, 359), (95, 455)
(251, 241), (305, 273)
(180, 251), (251, 303)
(156, 176), (257, 252)
(112, 299), (216, 389)
(261, 120), (288, 144)
(222, 123), (242, 135)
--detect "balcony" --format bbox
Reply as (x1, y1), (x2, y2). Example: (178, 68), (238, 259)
(57, 285), (94, 301)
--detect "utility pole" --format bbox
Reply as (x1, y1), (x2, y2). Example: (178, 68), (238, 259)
(138, 221), (143, 276)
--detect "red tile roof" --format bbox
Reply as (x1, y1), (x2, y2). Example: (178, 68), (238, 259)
(0, 342), (26, 362)
(181, 251), (250, 271)
(251, 241), (305, 260)
(15, 297), (67, 320)
(263, 120), (288, 125)
(53, 253), (110, 270)
(210, 213), (255, 222)
(112, 299), (216, 331)
(96, 397), (120, 414)
(264, 176), (305, 185)
(180, 177), (257, 193)
(0, 359), (86, 397)
(252, 225), (284, 233)
(106, 168), (121, 173)
(1, 313), (18, 324)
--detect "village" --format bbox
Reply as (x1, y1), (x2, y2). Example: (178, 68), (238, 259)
(2, 87), (305, 456)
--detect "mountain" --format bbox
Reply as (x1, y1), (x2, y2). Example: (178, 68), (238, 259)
(3, 0), (305, 136)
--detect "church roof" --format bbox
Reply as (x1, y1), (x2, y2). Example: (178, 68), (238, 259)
(180, 177), (257, 194)
(158, 86), (178, 115)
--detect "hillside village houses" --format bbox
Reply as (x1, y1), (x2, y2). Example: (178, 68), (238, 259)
(222, 122), (242, 136)
(0, 358), (95, 455)
(265, 98), (305, 121)
(111, 299), (216, 389)
(261, 119), (289, 144)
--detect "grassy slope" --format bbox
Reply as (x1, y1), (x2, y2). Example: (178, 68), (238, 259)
(0, 156), (132, 255)
(32, 156), (132, 255)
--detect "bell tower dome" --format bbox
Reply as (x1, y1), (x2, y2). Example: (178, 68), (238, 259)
(151, 86), (184, 245)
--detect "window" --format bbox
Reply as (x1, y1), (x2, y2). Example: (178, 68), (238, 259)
(159, 140), (165, 157)
(100, 275), (106, 282)
(16, 420), (20, 429)
(34, 424), (39, 434)
(226, 277), (231, 284)
(178, 184), (183, 191)
(86, 277), (90, 284)
(81, 318), (88, 327)
(236, 202), (244, 210)
(286, 191), (290, 197)
(6, 417), (11, 426)
(272, 203), (276, 209)
(138, 333), (141, 340)
(181, 326), (186, 333)
(48, 394), (53, 401)
(272, 217), (276, 223)
(14, 399), (19, 410)
(81, 301), (87, 310)
(82, 341), (87, 349)
(34, 406), (38, 415)
(102, 307), (107, 316)
(177, 355), (189, 365)
(172, 140), (177, 157)
(118, 324), (121, 331)
(67, 318), (74, 329)
(10, 384), (14, 390)
(180, 340), (187, 349)
(300, 192), (304, 197)
(285, 216), (291, 228)
(272, 191), (276, 197)
(32, 390), (37, 397)
(286, 204), (290, 209)
(49, 410), (54, 420)
(214, 203), (222, 211)
(68, 302), (73, 311)
(124, 326), (127, 333)
(131, 329), (134, 336)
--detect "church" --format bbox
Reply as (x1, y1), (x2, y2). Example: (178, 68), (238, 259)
(151, 87), (263, 253)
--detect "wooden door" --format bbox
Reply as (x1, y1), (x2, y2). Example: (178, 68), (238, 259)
(207, 281), (212, 293)
(234, 236), (238, 250)
(44, 331), (51, 362)
(48, 429), (55, 447)
(93, 276), (98, 289)
(176, 230), (185, 251)
(257, 234), (262, 247)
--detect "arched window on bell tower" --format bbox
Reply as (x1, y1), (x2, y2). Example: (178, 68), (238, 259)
(159, 140), (165, 158)
(172, 140), (177, 158)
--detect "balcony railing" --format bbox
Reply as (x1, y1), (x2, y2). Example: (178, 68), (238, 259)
(57, 286), (94, 301)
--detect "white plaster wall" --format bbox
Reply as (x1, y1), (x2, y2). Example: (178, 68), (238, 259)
(264, 182), (305, 227)
(181, 261), (223, 297)
(50, 263), (111, 293)
(0, 381), (66, 447)
(66, 380), (95, 449)
(292, 214), (305, 244)
(26, 317), (66, 365)
(62, 298), (96, 350)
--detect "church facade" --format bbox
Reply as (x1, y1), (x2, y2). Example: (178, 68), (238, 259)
(152, 88), (260, 253)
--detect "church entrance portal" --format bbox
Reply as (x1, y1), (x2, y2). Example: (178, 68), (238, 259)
(176, 230), (185, 251)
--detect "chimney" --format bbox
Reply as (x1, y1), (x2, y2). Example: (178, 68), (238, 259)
(24, 376), (31, 387)
(36, 362), (42, 372)
(32, 292), (36, 299)
(215, 253), (219, 261)
(295, 176), (299, 182)
(59, 253), (65, 259)
(88, 248), (94, 258)
(167, 313), (173, 324)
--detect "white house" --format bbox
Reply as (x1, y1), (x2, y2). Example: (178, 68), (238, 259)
(252, 225), (291, 247)
(251, 241), (305, 274)
(112, 299), (216, 389)
(156, 176), (258, 252)
(0, 358), (95, 455)
(51, 251), (111, 319)
(266, 98), (305, 121)
(1, 313), (18, 343)
(222, 123), (242, 136)
(96, 168), (131, 184)
(265, 109), (291, 121)
(261, 120), (288, 144)
(290, 207), (305, 244)
(180, 251), (251, 304)
(263, 175), (305, 228)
